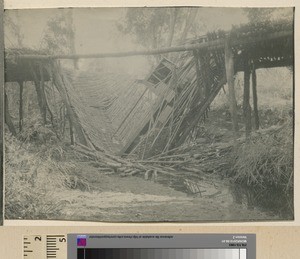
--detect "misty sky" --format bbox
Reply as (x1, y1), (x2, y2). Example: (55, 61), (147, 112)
(3, 7), (252, 76)
(4, 8), (250, 50)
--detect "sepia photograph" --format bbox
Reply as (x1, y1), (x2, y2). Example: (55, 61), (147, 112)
(3, 7), (294, 222)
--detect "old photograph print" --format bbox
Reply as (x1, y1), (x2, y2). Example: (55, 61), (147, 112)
(3, 7), (294, 222)
(0, 0), (4, 226)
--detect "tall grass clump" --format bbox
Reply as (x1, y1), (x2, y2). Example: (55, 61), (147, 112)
(5, 124), (89, 219)
(231, 117), (293, 192)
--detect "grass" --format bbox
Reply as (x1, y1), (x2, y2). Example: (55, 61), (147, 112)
(209, 67), (293, 192)
(5, 129), (90, 219)
(231, 117), (293, 192)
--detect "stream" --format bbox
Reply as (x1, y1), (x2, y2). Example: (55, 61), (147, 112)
(156, 174), (294, 220)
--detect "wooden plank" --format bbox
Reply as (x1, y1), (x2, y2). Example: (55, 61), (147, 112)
(114, 87), (148, 134)
(176, 75), (227, 146)
(118, 88), (171, 155)
(193, 50), (202, 94)
(157, 105), (172, 124)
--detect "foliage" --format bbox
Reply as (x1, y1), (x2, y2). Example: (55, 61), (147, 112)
(5, 132), (89, 219)
(117, 7), (201, 64)
(4, 10), (24, 47)
(18, 111), (58, 144)
(231, 117), (293, 191)
(119, 8), (170, 48)
(243, 7), (293, 24)
(40, 10), (75, 55)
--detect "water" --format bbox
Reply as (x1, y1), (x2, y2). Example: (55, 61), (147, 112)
(156, 174), (294, 220)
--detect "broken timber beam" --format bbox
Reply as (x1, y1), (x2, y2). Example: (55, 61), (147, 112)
(193, 50), (202, 93)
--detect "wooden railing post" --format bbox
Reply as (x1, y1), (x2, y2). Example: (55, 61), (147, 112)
(224, 40), (239, 133)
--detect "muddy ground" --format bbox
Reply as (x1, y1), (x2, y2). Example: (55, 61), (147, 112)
(47, 109), (291, 222)
(51, 162), (279, 222)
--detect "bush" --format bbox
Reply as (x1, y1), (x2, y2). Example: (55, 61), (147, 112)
(231, 117), (293, 192)
(5, 132), (89, 219)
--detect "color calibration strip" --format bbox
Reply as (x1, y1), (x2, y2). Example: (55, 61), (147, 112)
(77, 248), (247, 259)
(68, 234), (255, 259)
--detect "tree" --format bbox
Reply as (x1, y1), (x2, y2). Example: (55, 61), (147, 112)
(4, 10), (24, 47)
(4, 11), (24, 135)
(244, 7), (293, 24)
(118, 7), (201, 64)
(41, 9), (76, 58)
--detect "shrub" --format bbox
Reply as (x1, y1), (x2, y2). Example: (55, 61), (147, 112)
(231, 117), (293, 192)
(5, 132), (89, 219)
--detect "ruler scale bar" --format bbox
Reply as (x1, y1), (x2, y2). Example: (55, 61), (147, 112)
(23, 235), (67, 259)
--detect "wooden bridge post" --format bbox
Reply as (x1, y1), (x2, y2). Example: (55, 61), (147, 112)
(251, 64), (259, 130)
(243, 60), (252, 137)
(4, 90), (17, 136)
(18, 80), (23, 132)
(224, 40), (239, 132)
(39, 65), (47, 125)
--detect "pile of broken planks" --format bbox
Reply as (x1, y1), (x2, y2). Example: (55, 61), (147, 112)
(71, 138), (234, 181)
(71, 124), (286, 182)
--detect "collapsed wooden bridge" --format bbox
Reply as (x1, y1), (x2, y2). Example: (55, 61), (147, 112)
(4, 20), (294, 158)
